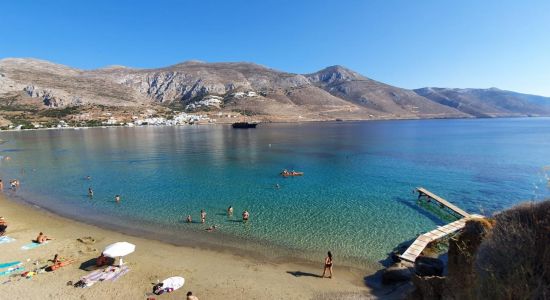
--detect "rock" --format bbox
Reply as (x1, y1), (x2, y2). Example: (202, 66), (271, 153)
(382, 263), (413, 284)
(414, 256), (444, 277)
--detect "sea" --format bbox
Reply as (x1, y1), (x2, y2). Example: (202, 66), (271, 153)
(1, 118), (549, 269)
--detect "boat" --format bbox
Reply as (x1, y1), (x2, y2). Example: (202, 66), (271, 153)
(280, 170), (304, 177)
(232, 122), (258, 129)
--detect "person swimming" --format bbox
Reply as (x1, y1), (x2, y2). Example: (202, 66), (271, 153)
(115, 195), (121, 203)
(205, 225), (218, 232)
(242, 210), (249, 222)
(88, 187), (94, 198)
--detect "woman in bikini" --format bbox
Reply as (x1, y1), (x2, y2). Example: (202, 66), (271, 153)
(321, 251), (333, 278)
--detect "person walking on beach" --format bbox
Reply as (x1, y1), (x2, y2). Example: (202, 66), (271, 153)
(227, 206), (233, 216)
(321, 251), (333, 278)
(115, 195), (121, 203)
(200, 209), (206, 223)
(0, 217), (7, 236)
(88, 187), (94, 198)
(0, 179), (3, 191)
(242, 210), (249, 222)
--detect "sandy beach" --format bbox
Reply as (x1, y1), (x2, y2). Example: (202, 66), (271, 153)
(0, 194), (406, 299)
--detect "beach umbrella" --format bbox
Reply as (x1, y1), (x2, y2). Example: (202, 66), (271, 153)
(103, 242), (135, 265)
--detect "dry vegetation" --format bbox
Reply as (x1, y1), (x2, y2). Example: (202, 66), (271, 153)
(475, 201), (550, 299)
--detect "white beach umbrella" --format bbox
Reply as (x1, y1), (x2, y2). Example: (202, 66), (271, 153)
(103, 242), (135, 265)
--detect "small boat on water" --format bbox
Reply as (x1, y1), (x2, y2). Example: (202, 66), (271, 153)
(232, 122), (258, 129)
(280, 170), (304, 177)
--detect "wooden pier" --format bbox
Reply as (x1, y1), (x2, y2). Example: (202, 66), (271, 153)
(398, 188), (482, 263)
(416, 187), (470, 218)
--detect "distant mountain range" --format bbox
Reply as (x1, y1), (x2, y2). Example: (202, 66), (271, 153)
(1, 58), (549, 124)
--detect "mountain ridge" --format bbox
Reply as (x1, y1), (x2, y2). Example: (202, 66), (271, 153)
(1, 57), (549, 126)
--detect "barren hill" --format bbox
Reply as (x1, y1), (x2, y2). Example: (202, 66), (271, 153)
(1, 58), (549, 126)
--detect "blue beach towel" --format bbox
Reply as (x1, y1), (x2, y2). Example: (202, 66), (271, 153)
(0, 265), (23, 276)
(21, 241), (48, 250)
(0, 236), (15, 244)
(0, 261), (21, 269)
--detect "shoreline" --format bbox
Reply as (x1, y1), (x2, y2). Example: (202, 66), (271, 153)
(0, 193), (402, 299)
(1, 114), (549, 133)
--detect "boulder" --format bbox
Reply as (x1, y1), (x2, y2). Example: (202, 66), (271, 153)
(382, 263), (413, 284)
(414, 256), (444, 277)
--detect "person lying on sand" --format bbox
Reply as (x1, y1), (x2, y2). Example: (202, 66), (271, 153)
(35, 232), (53, 243)
(47, 254), (75, 271)
(187, 291), (199, 300)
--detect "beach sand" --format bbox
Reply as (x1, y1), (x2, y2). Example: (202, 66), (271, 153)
(0, 195), (407, 299)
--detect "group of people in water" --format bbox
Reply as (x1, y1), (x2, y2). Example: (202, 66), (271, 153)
(0, 178), (21, 191)
(186, 206), (250, 231)
(280, 169), (301, 176)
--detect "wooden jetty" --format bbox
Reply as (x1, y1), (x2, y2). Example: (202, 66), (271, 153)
(416, 187), (470, 218)
(398, 188), (482, 263)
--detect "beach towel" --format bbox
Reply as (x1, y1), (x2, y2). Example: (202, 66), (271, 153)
(111, 265), (130, 281)
(0, 236), (15, 244)
(21, 241), (48, 250)
(0, 261), (21, 269)
(0, 264), (24, 276)
(76, 265), (130, 288)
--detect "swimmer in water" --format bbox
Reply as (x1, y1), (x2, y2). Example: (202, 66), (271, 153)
(88, 187), (94, 198)
(115, 195), (121, 203)
(227, 206), (233, 216)
(186, 215), (192, 223)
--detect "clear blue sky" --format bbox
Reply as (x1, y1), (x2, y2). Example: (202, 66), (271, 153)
(1, 0), (549, 96)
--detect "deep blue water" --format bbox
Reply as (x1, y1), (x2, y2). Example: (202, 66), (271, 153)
(0, 118), (549, 268)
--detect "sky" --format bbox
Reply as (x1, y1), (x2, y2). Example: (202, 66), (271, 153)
(1, 0), (549, 96)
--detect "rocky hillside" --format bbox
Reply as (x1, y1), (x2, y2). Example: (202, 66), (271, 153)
(1, 58), (549, 125)
(414, 87), (550, 117)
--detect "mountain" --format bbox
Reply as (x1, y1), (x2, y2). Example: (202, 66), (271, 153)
(414, 87), (550, 117)
(0, 57), (549, 126)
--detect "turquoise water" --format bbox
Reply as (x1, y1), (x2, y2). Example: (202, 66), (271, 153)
(0, 118), (549, 268)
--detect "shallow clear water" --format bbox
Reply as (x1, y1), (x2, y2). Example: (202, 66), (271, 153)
(0, 118), (549, 268)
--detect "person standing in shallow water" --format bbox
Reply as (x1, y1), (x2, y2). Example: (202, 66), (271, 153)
(227, 206), (233, 216)
(88, 187), (93, 198)
(242, 210), (249, 222)
(321, 251), (333, 278)
(200, 209), (206, 223)
(115, 195), (120, 203)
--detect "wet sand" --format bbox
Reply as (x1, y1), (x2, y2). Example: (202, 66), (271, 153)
(0, 194), (405, 299)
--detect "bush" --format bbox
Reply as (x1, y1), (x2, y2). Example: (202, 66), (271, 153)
(475, 200), (550, 299)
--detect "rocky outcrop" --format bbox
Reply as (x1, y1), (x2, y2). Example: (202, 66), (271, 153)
(382, 263), (414, 284)
(409, 200), (549, 300)
(414, 256), (444, 277)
